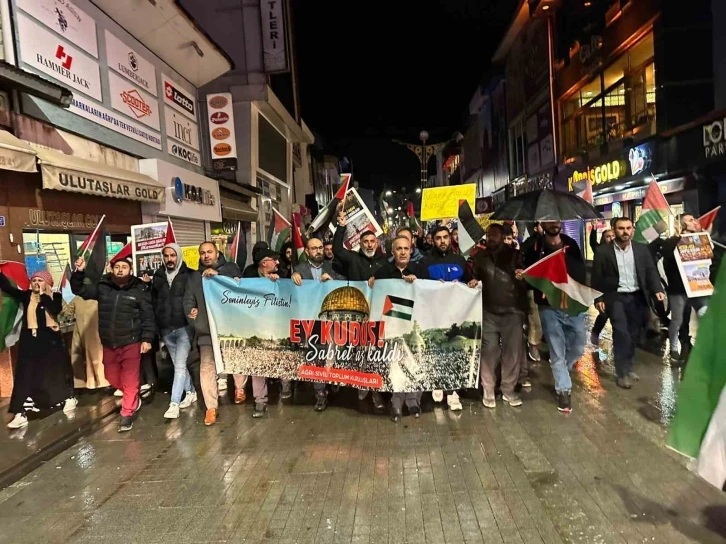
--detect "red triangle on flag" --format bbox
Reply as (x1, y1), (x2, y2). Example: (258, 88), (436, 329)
(382, 295), (393, 316)
(335, 174), (351, 200)
(164, 219), (176, 245)
(699, 206), (721, 231)
(0, 261), (29, 290)
(111, 243), (132, 264)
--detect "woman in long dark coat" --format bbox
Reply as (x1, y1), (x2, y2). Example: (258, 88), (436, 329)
(0, 270), (76, 429)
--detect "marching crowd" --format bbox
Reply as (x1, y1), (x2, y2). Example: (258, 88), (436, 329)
(0, 208), (710, 432)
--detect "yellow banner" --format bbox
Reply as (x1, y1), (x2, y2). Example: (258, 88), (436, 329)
(181, 246), (199, 270)
(420, 184), (476, 221)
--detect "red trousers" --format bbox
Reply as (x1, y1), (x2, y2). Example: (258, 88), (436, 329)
(103, 343), (141, 417)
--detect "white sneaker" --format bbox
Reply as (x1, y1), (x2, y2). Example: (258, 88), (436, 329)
(113, 389), (123, 397)
(7, 413), (28, 429)
(63, 398), (78, 413)
(217, 377), (228, 391)
(432, 390), (444, 403)
(447, 392), (463, 411)
(140, 384), (151, 393)
(179, 391), (197, 409)
(164, 403), (180, 419)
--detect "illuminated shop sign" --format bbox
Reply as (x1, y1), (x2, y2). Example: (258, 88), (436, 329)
(703, 118), (726, 160)
(567, 160), (626, 191)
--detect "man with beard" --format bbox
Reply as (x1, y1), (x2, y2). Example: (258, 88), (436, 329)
(333, 210), (388, 410)
(424, 225), (470, 410)
(521, 221), (587, 412)
(471, 224), (527, 409)
(184, 242), (241, 425)
(151, 243), (196, 419)
(592, 217), (665, 389)
(650, 214), (709, 362)
(324, 240), (345, 277)
(370, 235), (430, 422)
(292, 237), (345, 411)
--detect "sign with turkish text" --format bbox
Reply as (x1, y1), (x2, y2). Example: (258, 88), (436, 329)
(206, 93), (237, 171)
(260, 0), (289, 73)
(675, 232), (714, 298)
(162, 74), (197, 121)
(329, 188), (383, 251)
(130, 221), (170, 276)
(567, 160), (626, 192)
(165, 106), (200, 151)
(17, 14), (102, 101)
(108, 71), (160, 131)
(16, 0), (98, 57)
(420, 184), (476, 222)
(166, 140), (201, 167)
(105, 30), (157, 97)
(203, 277), (482, 391)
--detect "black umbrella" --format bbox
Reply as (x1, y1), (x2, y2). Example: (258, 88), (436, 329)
(490, 189), (602, 221)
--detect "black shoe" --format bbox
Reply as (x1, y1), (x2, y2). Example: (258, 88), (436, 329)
(372, 392), (385, 410)
(391, 407), (402, 423)
(314, 395), (328, 412)
(409, 405), (421, 418)
(252, 402), (267, 418)
(557, 392), (572, 413)
(117, 416), (134, 433)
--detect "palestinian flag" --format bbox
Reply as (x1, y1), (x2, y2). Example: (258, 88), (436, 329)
(634, 180), (670, 243)
(523, 248), (602, 316)
(60, 263), (74, 304)
(309, 173), (351, 235)
(698, 206), (721, 234)
(268, 208), (292, 252)
(229, 222), (246, 268)
(0, 261), (29, 351)
(164, 219), (176, 245)
(85, 228), (108, 284)
(457, 200), (485, 257)
(292, 213), (307, 264)
(76, 214), (106, 262)
(382, 295), (414, 321)
(668, 266), (726, 489)
(407, 201), (420, 232)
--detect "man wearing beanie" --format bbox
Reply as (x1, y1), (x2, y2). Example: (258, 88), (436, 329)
(72, 247), (156, 432)
(151, 243), (196, 419)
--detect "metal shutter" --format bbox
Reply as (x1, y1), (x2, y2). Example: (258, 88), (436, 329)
(151, 216), (206, 247)
(562, 220), (583, 251)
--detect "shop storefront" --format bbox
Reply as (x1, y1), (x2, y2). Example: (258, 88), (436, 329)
(213, 182), (258, 266)
(139, 158), (221, 248)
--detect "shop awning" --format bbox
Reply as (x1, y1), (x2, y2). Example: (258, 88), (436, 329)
(220, 196), (257, 222)
(35, 147), (166, 204)
(0, 130), (38, 173)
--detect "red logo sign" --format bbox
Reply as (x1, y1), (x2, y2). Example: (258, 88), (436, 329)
(121, 89), (152, 118)
(55, 45), (72, 69)
(210, 112), (229, 124)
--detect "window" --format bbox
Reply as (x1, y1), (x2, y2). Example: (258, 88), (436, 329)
(560, 32), (656, 159)
(509, 118), (527, 178)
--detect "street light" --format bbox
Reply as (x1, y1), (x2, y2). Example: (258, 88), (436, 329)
(415, 188), (421, 194)
(385, 190), (392, 196)
(393, 131), (446, 192)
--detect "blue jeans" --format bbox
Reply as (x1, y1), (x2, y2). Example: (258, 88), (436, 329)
(539, 308), (586, 393)
(668, 294), (708, 354)
(164, 327), (194, 404)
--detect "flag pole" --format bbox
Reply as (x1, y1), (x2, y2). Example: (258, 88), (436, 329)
(651, 173), (675, 217)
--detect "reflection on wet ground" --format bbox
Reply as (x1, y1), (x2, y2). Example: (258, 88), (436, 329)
(0, 310), (724, 544)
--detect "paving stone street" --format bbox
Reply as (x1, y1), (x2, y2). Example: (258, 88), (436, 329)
(1, 335), (725, 544)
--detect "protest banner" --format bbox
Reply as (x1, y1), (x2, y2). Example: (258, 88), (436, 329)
(203, 277), (482, 392)
(181, 246), (199, 270)
(130, 221), (170, 276)
(675, 232), (714, 298)
(329, 188), (383, 251)
(420, 184), (476, 221)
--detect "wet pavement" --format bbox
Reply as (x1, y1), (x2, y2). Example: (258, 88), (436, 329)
(1, 316), (725, 544)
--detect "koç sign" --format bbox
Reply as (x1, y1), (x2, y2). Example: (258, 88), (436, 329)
(172, 176), (215, 206)
(567, 160), (626, 191)
(703, 118), (726, 160)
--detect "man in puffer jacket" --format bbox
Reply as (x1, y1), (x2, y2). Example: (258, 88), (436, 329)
(72, 251), (155, 433)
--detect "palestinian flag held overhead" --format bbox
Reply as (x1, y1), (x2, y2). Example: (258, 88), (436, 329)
(76, 214), (106, 262)
(698, 206), (721, 233)
(268, 208), (292, 252)
(292, 212), (307, 264)
(634, 179), (670, 243)
(522, 248), (602, 316)
(457, 200), (486, 257)
(0, 261), (29, 351)
(382, 295), (414, 321)
(669, 266), (726, 489)
(309, 173), (351, 234)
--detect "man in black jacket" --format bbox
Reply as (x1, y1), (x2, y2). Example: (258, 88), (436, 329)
(592, 217), (665, 389)
(151, 243), (196, 419)
(183, 242), (241, 426)
(471, 224), (528, 409)
(521, 221), (587, 412)
(72, 252), (155, 432)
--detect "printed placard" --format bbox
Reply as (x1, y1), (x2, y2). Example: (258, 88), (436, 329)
(675, 232), (714, 298)
(105, 30), (157, 97)
(17, 13), (102, 101)
(108, 71), (160, 131)
(16, 0), (98, 58)
(130, 221), (170, 276)
(329, 188), (383, 252)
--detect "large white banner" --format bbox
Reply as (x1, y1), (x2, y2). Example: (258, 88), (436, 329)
(105, 30), (158, 97)
(17, 13), (102, 101)
(16, 0), (98, 58)
(108, 71), (160, 131)
(165, 106), (200, 151)
(69, 95), (162, 150)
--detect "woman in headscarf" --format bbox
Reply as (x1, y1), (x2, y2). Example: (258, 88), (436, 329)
(278, 241), (294, 279)
(0, 269), (76, 429)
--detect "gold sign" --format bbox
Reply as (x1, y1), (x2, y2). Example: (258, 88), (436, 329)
(568, 160), (626, 191)
(28, 209), (100, 230)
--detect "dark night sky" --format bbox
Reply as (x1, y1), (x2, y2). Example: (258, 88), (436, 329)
(293, 0), (513, 193)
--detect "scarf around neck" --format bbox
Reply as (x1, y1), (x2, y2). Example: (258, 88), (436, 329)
(27, 292), (59, 336)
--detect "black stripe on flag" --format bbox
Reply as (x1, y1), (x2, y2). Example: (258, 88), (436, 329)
(388, 295), (414, 308)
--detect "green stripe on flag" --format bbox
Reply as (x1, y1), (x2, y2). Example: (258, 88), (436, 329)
(384, 310), (413, 321)
(634, 209), (667, 243)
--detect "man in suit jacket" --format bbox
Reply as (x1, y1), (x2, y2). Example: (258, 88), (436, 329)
(592, 217), (665, 389)
(291, 237), (344, 412)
